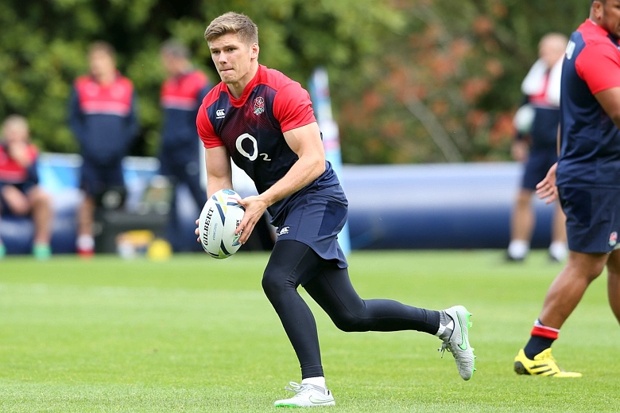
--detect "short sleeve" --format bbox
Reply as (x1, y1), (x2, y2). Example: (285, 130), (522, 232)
(272, 82), (317, 132)
(196, 104), (223, 149)
(576, 42), (620, 94)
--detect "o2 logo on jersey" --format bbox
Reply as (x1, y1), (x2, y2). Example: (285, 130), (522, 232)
(236, 133), (271, 162)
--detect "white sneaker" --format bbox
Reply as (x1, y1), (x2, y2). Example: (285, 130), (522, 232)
(274, 382), (335, 408)
(439, 305), (476, 380)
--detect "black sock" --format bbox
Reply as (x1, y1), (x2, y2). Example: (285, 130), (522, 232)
(523, 319), (558, 359)
(524, 336), (555, 359)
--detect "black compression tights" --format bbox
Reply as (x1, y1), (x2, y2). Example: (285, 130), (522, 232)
(261, 240), (441, 379)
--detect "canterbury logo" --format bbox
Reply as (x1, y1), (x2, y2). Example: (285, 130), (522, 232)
(216, 109), (225, 119)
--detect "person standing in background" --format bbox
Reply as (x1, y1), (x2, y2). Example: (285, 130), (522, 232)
(159, 40), (211, 251)
(514, 0), (620, 377)
(0, 115), (52, 260)
(68, 41), (139, 257)
(507, 33), (568, 262)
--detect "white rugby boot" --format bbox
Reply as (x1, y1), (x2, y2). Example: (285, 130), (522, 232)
(274, 382), (335, 408)
(438, 305), (476, 380)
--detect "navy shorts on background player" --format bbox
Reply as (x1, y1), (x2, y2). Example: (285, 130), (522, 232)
(0, 182), (37, 216)
(79, 161), (124, 197)
(521, 148), (558, 190)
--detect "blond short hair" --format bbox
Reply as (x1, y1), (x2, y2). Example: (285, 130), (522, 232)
(161, 39), (190, 59)
(1, 114), (29, 137)
(539, 32), (568, 50)
(204, 12), (258, 45)
(89, 41), (116, 59)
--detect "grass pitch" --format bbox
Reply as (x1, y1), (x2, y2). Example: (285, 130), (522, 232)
(1, 250), (618, 412)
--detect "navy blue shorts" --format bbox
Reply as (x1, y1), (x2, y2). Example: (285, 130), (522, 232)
(0, 182), (37, 216)
(559, 186), (620, 253)
(80, 161), (124, 197)
(274, 185), (348, 269)
(0, 181), (35, 195)
(521, 148), (558, 190)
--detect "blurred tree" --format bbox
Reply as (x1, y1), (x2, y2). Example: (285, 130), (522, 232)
(336, 0), (587, 163)
(0, 0), (590, 163)
(0, 0), (401, 159)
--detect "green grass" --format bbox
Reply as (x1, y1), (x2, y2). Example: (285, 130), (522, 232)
(1, 250), (618, 412)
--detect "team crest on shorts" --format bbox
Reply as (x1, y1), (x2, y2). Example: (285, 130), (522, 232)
(609, 231), (618, 247)
(253, 96), (265, 115)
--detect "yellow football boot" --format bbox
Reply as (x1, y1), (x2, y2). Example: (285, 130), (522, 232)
(514, 348), (582, 378)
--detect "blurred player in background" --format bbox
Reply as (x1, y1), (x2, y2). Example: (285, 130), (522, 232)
(507, 33), (568, 262)
(159, 40), (211, 251)
(0, 115), (52, 259)
(514, 0), (620, 377)
(196, 12), (476, 408)
(68, 41), (139, 256)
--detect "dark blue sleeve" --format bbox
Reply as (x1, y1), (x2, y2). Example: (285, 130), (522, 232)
(68, 86), (85, 144)
(26, 157), (40, 186)
(126, 90), (140, 143)
(193, 84), (212, 129)
(197, 83), (211, 103)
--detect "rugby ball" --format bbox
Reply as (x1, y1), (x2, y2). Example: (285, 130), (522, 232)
(198, 189), (245, 259)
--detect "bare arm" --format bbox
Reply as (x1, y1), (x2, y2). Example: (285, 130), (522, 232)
(195, 145), (233, 242)
(236, 121), (326, 244)
(205, 145), (233, 197)
(256, 121), (325, 206)
(536, 123), (562, 204)
(536, 162), (558, 204)
(536, 88), (620, 204)
(511, 140), (528, 162)
(594, 87), (620, 129)
(7, 142), (33, 168)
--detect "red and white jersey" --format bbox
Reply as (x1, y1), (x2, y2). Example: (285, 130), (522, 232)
(0, 143), (38, 184)
(74, 74), (134, 116)
(196, 64), (339, 224)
